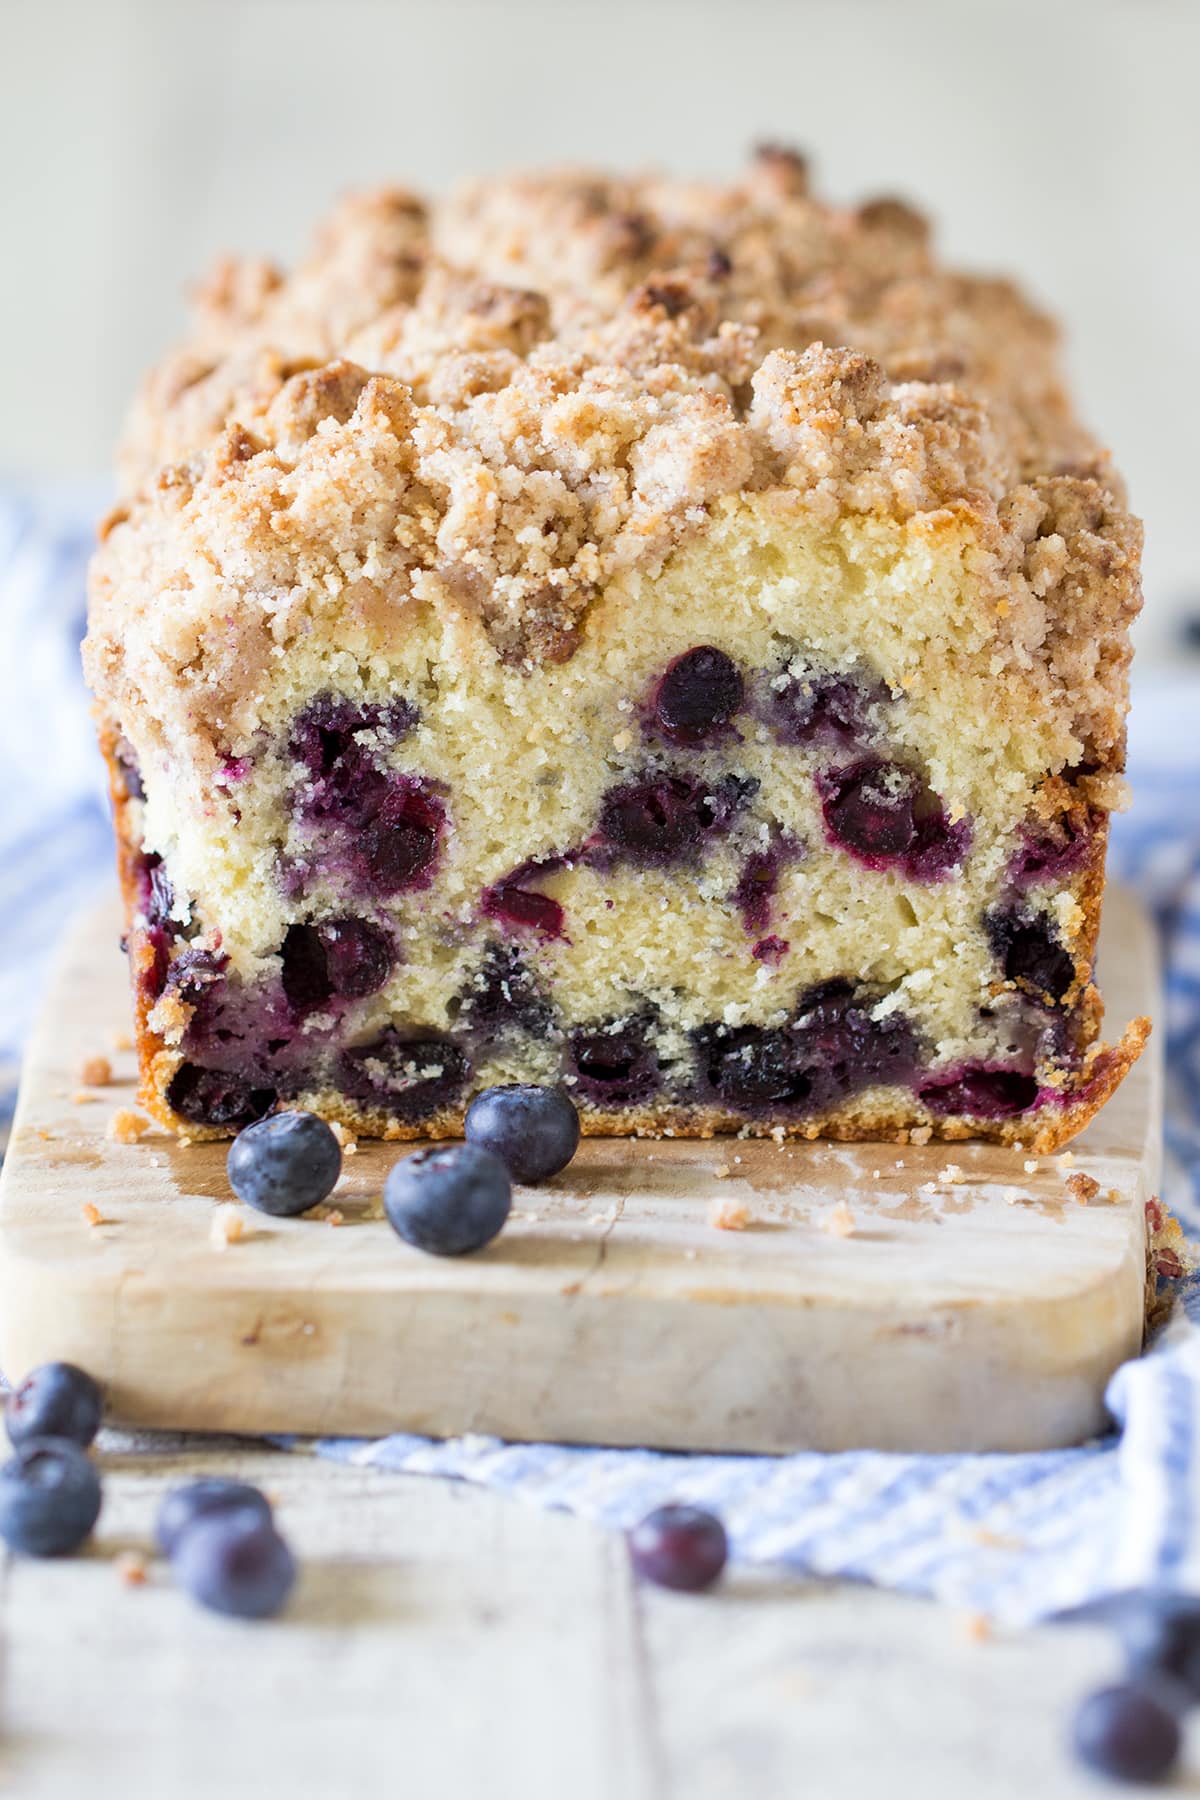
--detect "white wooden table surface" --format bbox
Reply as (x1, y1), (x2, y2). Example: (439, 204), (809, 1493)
(0, 1429), (1190, 1799)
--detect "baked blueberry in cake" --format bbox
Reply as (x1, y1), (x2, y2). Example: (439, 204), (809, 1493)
(84, 149), (1147, 1148)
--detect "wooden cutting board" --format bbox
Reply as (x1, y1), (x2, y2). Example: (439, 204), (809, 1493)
(0, 887), (1161, 1453)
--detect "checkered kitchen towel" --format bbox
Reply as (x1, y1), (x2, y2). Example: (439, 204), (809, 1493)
(5, 482), (1200, 1625)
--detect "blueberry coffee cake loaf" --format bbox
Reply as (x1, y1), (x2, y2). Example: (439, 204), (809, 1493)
(84, 149), (1147, 1149)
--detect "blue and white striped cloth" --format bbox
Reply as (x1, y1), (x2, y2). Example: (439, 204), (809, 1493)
(4, 483), (1200, 1624)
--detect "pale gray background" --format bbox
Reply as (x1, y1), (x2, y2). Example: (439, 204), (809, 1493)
(3, 0), (1196, 653)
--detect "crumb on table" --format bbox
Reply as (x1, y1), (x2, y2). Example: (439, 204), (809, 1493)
(938, 1164), (965, 1186)
(79, 1055), (112, 1087)
(81, 1202), (104, 1228)
(115, 1550), (148, 1587)
(1065, 1172), (1101, 1205)
(109, 1029), (135, 1052)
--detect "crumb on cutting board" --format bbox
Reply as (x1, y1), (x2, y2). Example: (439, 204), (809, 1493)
(106, 1108), (151, 1144)
(81, 1202), (105, 1228)
(708, 1195), (750, 1232)
(210, 1204), (244, 1250)
(938, 1164), (965, 1186)
(329, 1121), (357, 1155)
(822, 1201), (857, 1238)
(79, 1055), (112, 1087)
(1065, 1172), (1101, 1205)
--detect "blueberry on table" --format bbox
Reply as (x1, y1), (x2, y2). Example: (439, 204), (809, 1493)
(1109, 1591), (1200, 1699)
(1072, 1681), (1182, 1784)
(464, 1084), (580, 1183)
(226, 1110), (342, 1217)
(384, 1144), (512, 1255)
(155, 1478), (273, 1557)
(6, 1361), (103, 1449)
(628, 1504), (728, 1592)
(0, 1439), (103, 1556)
(171, 1509), (296, 1620)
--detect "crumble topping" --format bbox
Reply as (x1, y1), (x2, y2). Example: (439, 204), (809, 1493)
(86, 151), (1139, 778)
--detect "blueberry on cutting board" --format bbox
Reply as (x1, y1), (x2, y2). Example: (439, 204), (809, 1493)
(226, 1110), (342, 1216)
(464, 1084), (580, 1183)
(384, 1144), (511, 1255)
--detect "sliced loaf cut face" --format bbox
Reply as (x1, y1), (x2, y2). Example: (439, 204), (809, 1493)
(84, 155), (1145, 1146)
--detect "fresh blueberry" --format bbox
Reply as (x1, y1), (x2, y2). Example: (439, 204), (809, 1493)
(653, 646), (744, 743)
(171, 1508), (297, 1620)
(384, 1143), (512, 1256)
(464, 1085), (580, 1183)
(166, 1063), (277, 1129)
(156, 1478), (273, 1557)
(226, 1110), (342, 1216)
(6, 1362), (103, 1449)
(628, 1504), (728, 1592)
(1072, 1682), (1182, 1785)
(0, 1439), (103, 1557)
